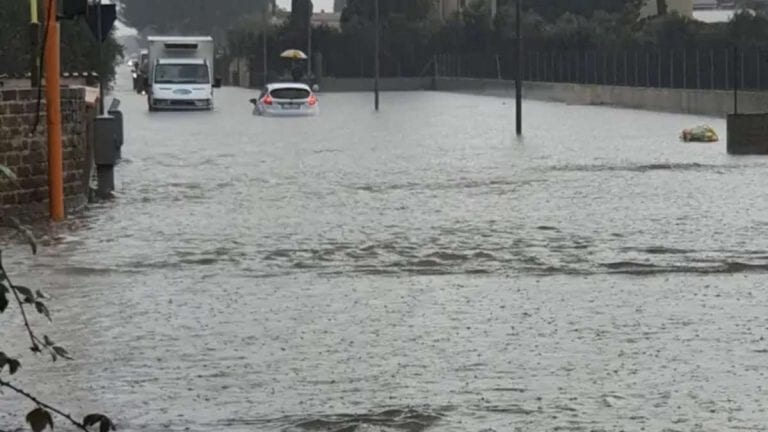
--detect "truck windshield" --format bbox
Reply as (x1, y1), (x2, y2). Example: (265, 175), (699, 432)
(154, 64), (209, 84)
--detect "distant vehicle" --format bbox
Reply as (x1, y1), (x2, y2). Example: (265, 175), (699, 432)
(145, 36), (221, 111)
(250, 83), (319, 117)
(133, 49), (149, 94)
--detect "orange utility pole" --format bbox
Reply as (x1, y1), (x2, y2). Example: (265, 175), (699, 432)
(45, 0), (64, 221)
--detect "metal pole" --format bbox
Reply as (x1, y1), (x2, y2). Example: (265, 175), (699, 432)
(670, 50), (674, 89)
(682, 48), (687, 89)
(725, 48), (729, 90)
(741, 46), (745, 89)
(734, 46), (739, 114)
(97, 0), (105, 115)
(263, 4), (268, 85)
(710, 50), (715, 89)
(646, 51), (650, 87)
(634, 51), (639, 86)
(374, 0), (380, 111)
(307, 20), (312, 76)
(29, 0), (40, 87)
(515, 0), (522, 136)
(623, 51), (628, 86)
(696, 49), (700, 89)
(657, 50), (662, 88)
(44, 0), (64, 221)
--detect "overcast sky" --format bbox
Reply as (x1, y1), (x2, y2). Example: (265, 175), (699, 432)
(276, 0), (335, 12)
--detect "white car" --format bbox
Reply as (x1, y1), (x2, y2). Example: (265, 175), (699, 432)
(250, 83), (318, 116)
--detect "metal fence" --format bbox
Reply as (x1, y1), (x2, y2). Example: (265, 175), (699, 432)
(436, 47), (768, 91)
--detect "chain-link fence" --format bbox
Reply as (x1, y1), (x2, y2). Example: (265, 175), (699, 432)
(436, 47), (768, 91)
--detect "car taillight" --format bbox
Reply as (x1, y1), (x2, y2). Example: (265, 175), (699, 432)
(308, 94), (317, 106)
(263, 94), (273, 105)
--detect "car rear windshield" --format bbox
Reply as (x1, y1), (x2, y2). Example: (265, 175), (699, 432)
(270, 88), (310, 99)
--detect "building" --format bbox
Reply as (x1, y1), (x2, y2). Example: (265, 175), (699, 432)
(640, 0), (694, 17)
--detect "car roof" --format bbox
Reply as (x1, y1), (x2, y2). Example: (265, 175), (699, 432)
(266, 82), (312, 91)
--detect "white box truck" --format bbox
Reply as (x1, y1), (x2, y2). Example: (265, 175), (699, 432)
(145, 36), (221, 111)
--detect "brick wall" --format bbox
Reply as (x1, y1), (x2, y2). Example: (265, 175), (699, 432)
(0, 88), (93, 215)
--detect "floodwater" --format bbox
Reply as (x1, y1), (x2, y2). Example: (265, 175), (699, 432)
(2, 72), (768, 432)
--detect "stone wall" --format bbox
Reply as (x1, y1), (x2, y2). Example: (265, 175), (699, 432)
(0, 88), (93, 216)
(433, 78), (768, 117)
(319, 77), (432, 92)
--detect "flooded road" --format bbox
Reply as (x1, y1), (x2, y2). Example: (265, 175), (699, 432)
(3, 76), (768, 432)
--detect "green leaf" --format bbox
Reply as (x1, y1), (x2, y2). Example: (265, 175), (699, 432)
(0, 165), (17, 182)
(15, 285), (34, 303)
(52, 346), (72, 360)
(35, 301), (51, 322)
(100, 417), (115, 432)
(0, 284), (8, 313)
(8, 358), (20, 375)
(43, 335), (54, 347)
(50, 350), (57, 363)
(83, 414), (102, 427)
(83, 414), (109, 428)
(26, 407), (53, 432)
(35, 290), (49, 299)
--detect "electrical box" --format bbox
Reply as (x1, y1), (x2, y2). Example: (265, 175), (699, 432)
(93, 115), (119, 166)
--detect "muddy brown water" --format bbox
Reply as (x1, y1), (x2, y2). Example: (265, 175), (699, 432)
(2, 73), (768, 432)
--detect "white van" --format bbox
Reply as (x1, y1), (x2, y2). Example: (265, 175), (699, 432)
(146, 36), (221, 111)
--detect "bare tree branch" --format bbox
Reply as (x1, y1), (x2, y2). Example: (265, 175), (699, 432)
(0, 378), (89, 431)
(0, 251), (42, 352)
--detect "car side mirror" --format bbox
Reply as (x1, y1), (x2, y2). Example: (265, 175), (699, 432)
(214, 77), (222, 88)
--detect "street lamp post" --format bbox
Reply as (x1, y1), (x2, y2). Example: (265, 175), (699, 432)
(97, 0), (106, 115)
(263, 4), (269, 85)
(515, 0), (523, 136)
(374, 0), (380, 111)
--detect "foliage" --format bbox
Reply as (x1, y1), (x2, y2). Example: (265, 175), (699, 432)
(0, 168), (113, 432)
(224, 0), (768, 79)
(0, 0), (122, 82)
(121, 0), (275, 38)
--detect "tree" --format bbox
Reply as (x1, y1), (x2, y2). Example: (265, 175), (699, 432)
(517, 0), (643, 21)
(121, 0), (272, 37)
(0, 0), (122, 82)
(334, 0), (347, 12)
(0, 170), (113, 432)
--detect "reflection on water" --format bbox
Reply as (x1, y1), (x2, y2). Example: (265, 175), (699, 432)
(3, 79), (768, 432)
